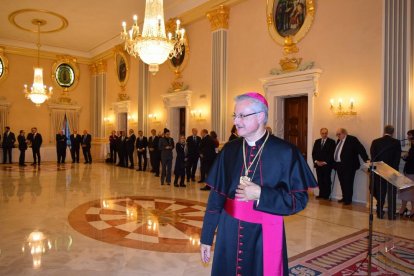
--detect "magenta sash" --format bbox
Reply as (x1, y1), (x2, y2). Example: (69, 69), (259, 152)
(224, 198), (284, 276)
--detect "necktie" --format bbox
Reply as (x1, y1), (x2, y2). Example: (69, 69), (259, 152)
(334, 140), (343, 161)
(193, 136), (196, 142)
(321, 139), (325, 148)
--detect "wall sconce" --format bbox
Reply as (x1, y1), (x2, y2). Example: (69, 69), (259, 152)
(330, 98), (357, 116)
(103, 117), (111, 124)
(127, 114), (137, 122)
(148, 113), (160, 123)
(191, 109), (204, 121)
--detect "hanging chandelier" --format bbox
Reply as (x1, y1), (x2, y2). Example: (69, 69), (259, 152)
(121, 0), (186, 74)
(24, 19), (53, 107)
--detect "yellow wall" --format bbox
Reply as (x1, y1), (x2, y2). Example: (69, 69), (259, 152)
(0, 53), (91, 144)
(0, 0), (384, 150)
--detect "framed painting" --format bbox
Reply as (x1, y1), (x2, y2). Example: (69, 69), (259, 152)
(115, 50), (129, 87)
(51, 56), (79, 92)
(0, 48), (9, 84)
(267, 0), (315, 45)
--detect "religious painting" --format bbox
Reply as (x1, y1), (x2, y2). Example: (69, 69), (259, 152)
(267, 0), (315, 46)
(114, 50), (129, 88)
(51, 56), (79, 92)
(0, 49), (9, 84)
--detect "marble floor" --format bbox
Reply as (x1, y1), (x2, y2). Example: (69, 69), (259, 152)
(0, 162), (412, 275)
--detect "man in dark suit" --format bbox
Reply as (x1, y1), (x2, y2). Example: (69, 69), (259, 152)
(370, 125), (401, 219)
(126, 129), (136, 169)
(186, 128), (201, 182)
(56, 130), (67, 164)
(70, 129), (82, 163)
(312, 128), (336, 199)
(136, 130), (148, 171)
(2, 126), (16, 164)
(199, 129), (217, 190)
(27, 127), (42, 166)
(334, 128), (369, 205)
(148, 129), (159, 174)
(109, 130), (118, 164)
(18, 130), (27, 166)
(81, 129), (92, 164)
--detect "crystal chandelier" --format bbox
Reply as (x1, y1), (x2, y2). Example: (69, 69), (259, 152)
(121, 0), (186, 74)
(24, 19), (53, 106)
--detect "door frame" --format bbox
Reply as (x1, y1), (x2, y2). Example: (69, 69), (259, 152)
(261, 69), (321, 167)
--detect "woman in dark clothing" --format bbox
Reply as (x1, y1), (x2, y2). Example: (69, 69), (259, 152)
(174, 135), (187, 187)
(400, 129), (414, 218)
(398, 129), (414, 218)
(159, 128), (174, 185)
(228, 125), (238, 141)
(18, 130), (27, 166)
(210, 131), (219, 149)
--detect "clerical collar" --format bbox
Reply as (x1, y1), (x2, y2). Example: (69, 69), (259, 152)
(245, 130), (267, 146)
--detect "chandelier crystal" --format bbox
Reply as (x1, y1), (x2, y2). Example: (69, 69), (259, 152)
(23, 19), (53, 106)
(121, 0), (186, 74)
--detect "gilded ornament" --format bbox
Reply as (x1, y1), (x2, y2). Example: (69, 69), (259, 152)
(206, 5), (230, 31)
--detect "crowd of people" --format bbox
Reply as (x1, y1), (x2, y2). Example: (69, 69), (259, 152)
(107, 127), (219, 189)
(0, 127), (92, 166)
(312, 125), (414, 220)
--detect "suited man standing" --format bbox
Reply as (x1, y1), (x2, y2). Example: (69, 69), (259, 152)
(126, 129), (136, 169)
(2, 126), (16, 164)
(312, 128), (336, 199)
(199, 129), (217, 190)
(70, 129), (82, 163)
(136, 130), (148, 171)
(27, 127), (42, 166)
(186, 128), (201, 182)
(81, 129), (92, 164)
(370, 125), (401, 219)
(334, 128), (369, 205)
(56, 130), (67, 164)
(148, 129), (159, 175)
(18, 130), (27, 166)
(159, 128), (174, 185)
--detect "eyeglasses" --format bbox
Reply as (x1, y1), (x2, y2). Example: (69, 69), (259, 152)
(232, 111), (262, 120)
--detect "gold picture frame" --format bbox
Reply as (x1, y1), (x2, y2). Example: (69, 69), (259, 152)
(0, 47), (9, 84)
(114, 48), (129, 89)
(267, 0), (315, 46)
(51, 55), (79, 92)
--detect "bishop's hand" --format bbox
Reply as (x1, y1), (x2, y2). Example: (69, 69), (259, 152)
(200, 243), (211, 263)
(235, 178), (261, 201)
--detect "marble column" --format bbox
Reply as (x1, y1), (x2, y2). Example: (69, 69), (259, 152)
(207, 5), (229, 142)
(383, 0), (413, 138)
(138, 61), (149, 134)
(89, 60), (107, 139)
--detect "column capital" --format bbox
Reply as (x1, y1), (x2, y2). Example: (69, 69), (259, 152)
(206, 5), (230, 32)
(89, 60), (107, 75)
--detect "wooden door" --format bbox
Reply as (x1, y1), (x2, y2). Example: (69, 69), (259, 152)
(284, 96), (308, 158)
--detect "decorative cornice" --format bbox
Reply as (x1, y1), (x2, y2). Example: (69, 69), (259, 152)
(206, 5), (230, 31)
(89, 60), (107, 75)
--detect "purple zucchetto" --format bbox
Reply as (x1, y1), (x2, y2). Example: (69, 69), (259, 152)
(243, 92), (269, 108)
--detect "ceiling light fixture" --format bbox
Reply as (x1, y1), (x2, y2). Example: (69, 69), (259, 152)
(23, 19), (53, 106)
(121, 0), (185, 75)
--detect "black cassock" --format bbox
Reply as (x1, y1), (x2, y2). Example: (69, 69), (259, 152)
(201, 132), (317, 276)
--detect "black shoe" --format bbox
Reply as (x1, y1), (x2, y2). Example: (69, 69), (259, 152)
(72, 161), (75, 163)
(174, 183), (179, 187)
(397, 208), (408, 216)
(167, 183), (171, 185)
(200, 186), (211, 191)
(343, 201), (352, 205)
(338, 199), (344, 203)
(84, 162), (89, 164)
(155, 174), (159, 177)
(180, 184), (187, 187)
(316, 196), (323, 199)
(387, 214), (397, 220)
(198, 180), (205, 183)
(19, 164), (27, 167)
(161, 183), (164, 185)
